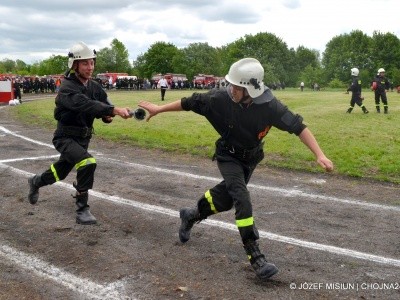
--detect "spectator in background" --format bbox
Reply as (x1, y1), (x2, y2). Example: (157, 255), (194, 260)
(300, 81), (304, 91)
(55, 78), (62, 92)
(13, 79), (22, 103)
(157, 75), (168, 101)
(108, 76), (113, 90)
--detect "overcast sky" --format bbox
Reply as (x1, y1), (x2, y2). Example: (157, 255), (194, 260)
(1, 0), (399, 65)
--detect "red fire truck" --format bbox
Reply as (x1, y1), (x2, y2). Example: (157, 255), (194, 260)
(96, 72), (129, 87)
(193, 74), (225, 88)
(151, 73), (188, 87)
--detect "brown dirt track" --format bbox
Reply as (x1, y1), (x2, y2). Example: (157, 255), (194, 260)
(0, 98), (399, 300)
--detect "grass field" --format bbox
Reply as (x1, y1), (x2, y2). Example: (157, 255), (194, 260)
(13, 88), (400, 183)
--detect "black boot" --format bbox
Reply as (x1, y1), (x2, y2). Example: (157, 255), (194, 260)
(244, 240), (278, 280)
(384, 106), (388, 114)
(362, 106), (369, 114)
(376, 106), (380, 113)
(179, 207), (202, 243)
(28, 174), (46, 204)
(74, 191), (97, 225)
(346, 107), (353, 113)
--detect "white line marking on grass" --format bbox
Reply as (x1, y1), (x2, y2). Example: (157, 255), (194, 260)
(2, 125), (399, 212)
(0, 244), (130, 300)
(5, 152), (399, 213)
(2, 164), (400, 269)
(103, 157), (400, 213)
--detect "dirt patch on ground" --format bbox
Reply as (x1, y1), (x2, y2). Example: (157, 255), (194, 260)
(0, 102), (399, 299)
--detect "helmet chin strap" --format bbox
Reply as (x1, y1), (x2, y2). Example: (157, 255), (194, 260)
(239, 90), (251, 104)
(239, 95), (250, 104)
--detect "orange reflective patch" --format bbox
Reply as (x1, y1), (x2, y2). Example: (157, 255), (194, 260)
(258, 126), (271, 140)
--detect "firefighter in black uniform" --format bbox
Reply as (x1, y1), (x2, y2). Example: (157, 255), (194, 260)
(139, 58), (334, 280)
(373, 68), (390, 113)
(28, 42), (132, 225)
(346, 67), (368, 114)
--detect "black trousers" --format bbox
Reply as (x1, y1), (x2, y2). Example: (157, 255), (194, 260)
(160, 87), (167, 100)
(349, 95), (363, 107)
(40, 135), (96, 192)
(197, 151), (263, 243)
(375, 91), (388, 106)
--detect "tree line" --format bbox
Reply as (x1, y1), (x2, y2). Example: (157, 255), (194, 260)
(1, 30), (399, 88)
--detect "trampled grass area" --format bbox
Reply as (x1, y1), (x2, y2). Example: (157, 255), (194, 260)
(13, 88), (400, 183)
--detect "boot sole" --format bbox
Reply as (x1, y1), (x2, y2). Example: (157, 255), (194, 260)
(76, 218), (97, 225)
(258, 266), (279, 280)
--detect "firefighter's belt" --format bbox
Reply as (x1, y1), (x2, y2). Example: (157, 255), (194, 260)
(58, 126), (93, 138)
(217, 139), (264, 160)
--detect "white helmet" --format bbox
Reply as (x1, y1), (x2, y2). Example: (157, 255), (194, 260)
(67, 42), (96, 69)
(351, 67), (359, 76)
(225, 58), (264, 98)
(377, 68), (385, 74)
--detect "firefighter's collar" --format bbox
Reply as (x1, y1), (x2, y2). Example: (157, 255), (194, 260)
(227, 84), (274, 104)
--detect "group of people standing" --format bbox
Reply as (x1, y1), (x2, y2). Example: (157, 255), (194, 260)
(346, 67), (391, 114)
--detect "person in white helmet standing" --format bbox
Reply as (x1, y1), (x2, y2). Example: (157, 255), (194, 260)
(138, 58), (334, 280)
(28, 42), (132, 225)
(346, 67), (369, 114)
(372, 68), (391, 113)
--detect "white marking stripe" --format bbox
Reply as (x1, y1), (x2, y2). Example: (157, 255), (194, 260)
(102, 157), (400, 213)
(89, 187), (400, 268)
(0, 155), (59, 163)
(2, 164), (399, 268)
(0, 244), (129, 300)
(2, 153), (399, 213)
(0, 126), (55, 148)
(1, 125), (399, 212)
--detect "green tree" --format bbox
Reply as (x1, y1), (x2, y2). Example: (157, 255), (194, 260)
(322, 30), (372, 84)
(96, 38), (131, 74)
(1, 59), (16, 73)
(172, 42), (222, 80)
(390, 68), (400, 87)
(29, 62), (40, 76)
(15, 59), (29, 74)
(134, 42), (179, 79)
(43, 55), (67, 75)
(299, 65), (325, 89)
(295, 46), (320, 70)
(370, 31), (400, 77)
(223, 32), (295, 85)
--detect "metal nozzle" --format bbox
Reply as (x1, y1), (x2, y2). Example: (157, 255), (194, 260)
(130, 108), (146, 120)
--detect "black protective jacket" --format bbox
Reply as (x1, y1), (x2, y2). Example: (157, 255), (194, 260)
(347, 76), (362, 97)
(374, 75), (390, 93)
(54, 74), (114, 134)
(181, 88), (306, 151)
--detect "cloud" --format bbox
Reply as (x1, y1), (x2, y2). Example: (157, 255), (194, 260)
(281, 0), (301, 9)
(0, 0), (399, 65)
